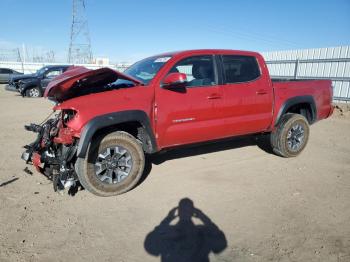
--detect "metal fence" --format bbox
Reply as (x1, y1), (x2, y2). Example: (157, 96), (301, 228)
(262, 46), (350, 102)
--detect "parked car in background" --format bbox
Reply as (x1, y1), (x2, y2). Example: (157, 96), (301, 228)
(7, 72), (40, 92)
(21, 49), (334, 196)
(0, 68), (23, 84)
(7, 65), (70, 97)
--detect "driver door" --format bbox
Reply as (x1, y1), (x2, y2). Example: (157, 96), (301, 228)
(41, 68), (63, 88)
(155, 55), (225, 148)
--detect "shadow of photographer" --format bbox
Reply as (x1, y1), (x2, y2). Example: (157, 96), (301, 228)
(144, 198), (227, 262)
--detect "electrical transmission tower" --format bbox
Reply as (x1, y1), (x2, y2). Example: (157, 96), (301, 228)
(68, 0), (93, 64)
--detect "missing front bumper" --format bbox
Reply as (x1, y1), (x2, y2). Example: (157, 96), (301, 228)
(21, 114), (79, 193)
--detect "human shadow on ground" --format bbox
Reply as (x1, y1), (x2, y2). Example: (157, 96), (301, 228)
(144, 198), (227, 262)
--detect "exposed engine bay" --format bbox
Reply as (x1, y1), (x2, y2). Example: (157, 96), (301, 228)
(21, 111), (79, 193)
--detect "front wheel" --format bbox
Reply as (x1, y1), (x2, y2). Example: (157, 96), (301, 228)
(25, 86), (41, 97)
(270, 113), (310, 158)
(76, 131), (145, 197)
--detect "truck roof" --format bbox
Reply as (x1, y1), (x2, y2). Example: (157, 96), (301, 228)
(155, 49), (261, 58)
(43, 65), (70, 68)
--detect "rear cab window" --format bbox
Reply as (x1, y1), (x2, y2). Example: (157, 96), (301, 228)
(222, 55), (261, 84)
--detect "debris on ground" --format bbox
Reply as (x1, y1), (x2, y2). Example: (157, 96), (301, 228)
(0, 177), (19, 187)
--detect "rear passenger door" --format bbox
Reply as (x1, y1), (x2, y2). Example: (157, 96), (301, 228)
(220, 55), (273, 136)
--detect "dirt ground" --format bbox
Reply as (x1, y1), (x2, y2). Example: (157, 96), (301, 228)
(0, 84), (349, 262)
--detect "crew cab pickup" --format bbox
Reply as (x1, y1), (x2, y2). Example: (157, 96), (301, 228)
(21, 50), (334, 196)
(8, 65), (70, 97)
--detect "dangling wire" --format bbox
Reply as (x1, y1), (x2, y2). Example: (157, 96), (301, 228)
(39, 111), (56, 126)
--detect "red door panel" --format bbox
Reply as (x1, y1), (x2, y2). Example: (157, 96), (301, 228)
(154, 55), (225, 148)
(221, 79), (273, 136)
(219, 55), (273, 137)
(155, 86), (223, 148)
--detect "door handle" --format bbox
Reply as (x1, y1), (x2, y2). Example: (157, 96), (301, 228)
(207, 94), (222, 99)
(256, 89), (268, 95)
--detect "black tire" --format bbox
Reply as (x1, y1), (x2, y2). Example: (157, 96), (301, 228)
(270, 113), (310, 158)
(25, 86), (41, 97)
(76, 131), (145, 197)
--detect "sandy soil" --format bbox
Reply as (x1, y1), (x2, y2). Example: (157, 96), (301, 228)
(0, 85), (349, 262)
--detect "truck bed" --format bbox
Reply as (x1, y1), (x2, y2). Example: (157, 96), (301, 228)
(272, 79), (333, 123)
(271, 78), (320, 82)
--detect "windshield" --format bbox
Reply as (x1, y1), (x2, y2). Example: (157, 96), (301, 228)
(123, 55), (172, 84)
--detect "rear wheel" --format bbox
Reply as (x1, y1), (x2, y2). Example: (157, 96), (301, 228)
(270, 113), (310, 157)
(76, 131), (145, 197)
(25, 86), (41, 97)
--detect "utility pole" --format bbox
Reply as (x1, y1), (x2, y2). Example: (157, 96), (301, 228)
(22, 43), (26, 64)
(68, 0), (93, 64)
(17, 48), (24, 73)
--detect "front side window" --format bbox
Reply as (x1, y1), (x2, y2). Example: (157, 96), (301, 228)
(123, 55), (172, 84)
(222, 55), (260, 83)
(169, 55), (216, 87)
(45, 69), (62, 78)
(36, 67), (49, 76)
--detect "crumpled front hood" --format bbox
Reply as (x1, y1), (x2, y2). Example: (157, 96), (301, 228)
(10, 73), (35, 82)
(44, 66), (142, 102)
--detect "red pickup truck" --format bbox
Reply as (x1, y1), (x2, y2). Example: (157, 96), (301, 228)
(21, 49), (334, 196)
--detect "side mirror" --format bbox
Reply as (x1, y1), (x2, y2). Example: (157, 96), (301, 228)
(162, 73), (187, 89)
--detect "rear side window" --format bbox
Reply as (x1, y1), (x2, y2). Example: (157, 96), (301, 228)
(222, 55), (260, 83)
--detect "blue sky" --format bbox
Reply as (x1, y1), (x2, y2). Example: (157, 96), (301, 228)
(1, 0), (349, 63)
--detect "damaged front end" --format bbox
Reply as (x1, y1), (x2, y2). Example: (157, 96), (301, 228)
(20, 66), (142, 194)
(21, 110), (79, 193)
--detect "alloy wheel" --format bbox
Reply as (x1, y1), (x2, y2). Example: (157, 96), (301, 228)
(29, 88), (40, 97)
(94, 146), (133, 184)
(286, 123), (305, 151)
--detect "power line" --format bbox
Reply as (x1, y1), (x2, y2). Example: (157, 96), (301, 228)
(200, 23), (301, 50)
